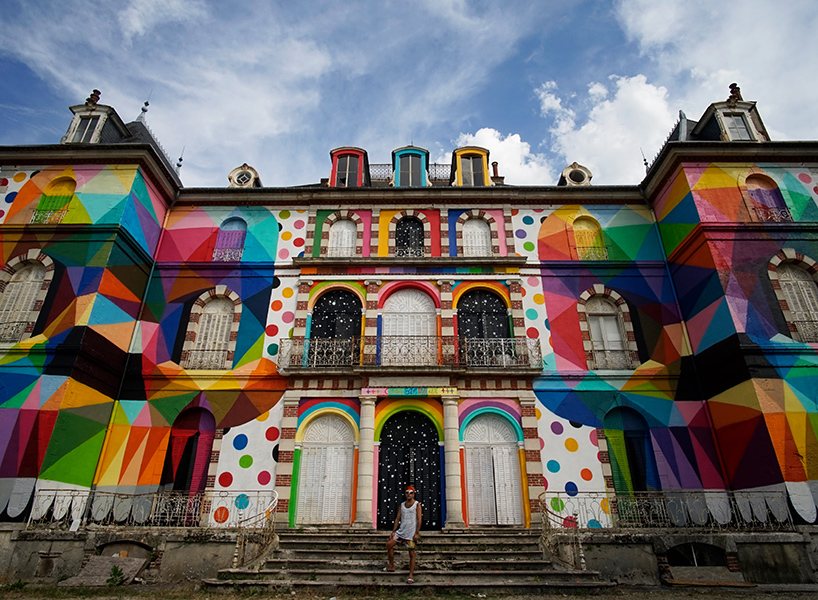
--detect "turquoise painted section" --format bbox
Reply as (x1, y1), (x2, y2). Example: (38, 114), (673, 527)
(459, 407), (524, 441)
(394, 148), (427, 187)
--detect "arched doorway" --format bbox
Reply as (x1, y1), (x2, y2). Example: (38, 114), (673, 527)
(458, 289), (511, 366)
(377, 411), (442, 530)
(296, 414), (355, 524)
(464, 413), (523, 525)
(604, 407), (659, 493)
(160, 408), (216, 492)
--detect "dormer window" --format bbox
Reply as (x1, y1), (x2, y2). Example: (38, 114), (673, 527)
(329, 147), (370, 188)
(461, 155), (485, 187)
(451, 147), (490, 187)
(72, 116), (100, 143)
(723, 113), (753, 141)
(392, 146), (430, 187)
(336, 155), (358, 187)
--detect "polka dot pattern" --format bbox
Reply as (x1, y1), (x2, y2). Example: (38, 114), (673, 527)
(214, 403), (283, 497)
(536, 404), (606, 525)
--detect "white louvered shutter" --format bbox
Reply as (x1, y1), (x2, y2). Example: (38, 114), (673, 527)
(297, 415), (354, 524)
(463, 219), (491, 257)
(328, 219), (356, 257)
(382, 290), (436, 365)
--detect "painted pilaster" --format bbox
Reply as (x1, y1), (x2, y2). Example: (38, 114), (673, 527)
(442, 394), (465, 529)
(274, 390), (301, 524)
(519, 389), (544, 524)
(438, 280), (456, 365)
(353, 394), (377, 528)
(363, 280), (381, 366)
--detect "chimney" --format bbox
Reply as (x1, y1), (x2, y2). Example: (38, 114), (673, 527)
(490, 161), (504, 185)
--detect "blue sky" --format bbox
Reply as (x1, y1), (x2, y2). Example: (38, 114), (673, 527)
(1, 0), (817, 188)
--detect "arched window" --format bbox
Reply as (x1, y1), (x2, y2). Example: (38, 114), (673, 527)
(0, 263), (47, 344)
(335, 154), (359, 187)
(395, 217), (424, 257)
(460, 155), (485, 187)
(746, 174), (792, 222)
(573, 217), (607, 260)
(309, 289), (362, 366)
(31, 177), (75, 224)
(212, 218), (247, 261)
(462, 218), (492, 257)
(0, 252), (54, 345)
(328, 219), (357, 257)
(578, 290), (639, 370)
(381, 289), (437, 365)
(777, 262), (818, 341)
(160, 408), (216, 493)
(604, 407), (659, 493)
(181, 289), (242, 370)
(458, 289), (511, 366)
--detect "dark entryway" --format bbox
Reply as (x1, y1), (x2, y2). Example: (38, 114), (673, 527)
(377, 410), (442, 530)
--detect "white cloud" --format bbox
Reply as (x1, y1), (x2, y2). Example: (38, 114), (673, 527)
(542, 75), (676, 184)
(118, 0), (208, 41)
(446, 128), (558, 185)
(613, 0), (818, 140)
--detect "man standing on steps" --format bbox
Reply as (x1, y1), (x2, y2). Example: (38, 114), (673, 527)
(385, 485), (422, 584)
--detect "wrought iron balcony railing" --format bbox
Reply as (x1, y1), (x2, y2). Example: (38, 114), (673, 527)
(0, 321), (27, 343)
(212, 247), (244, 262)
(30, 209), (68, 224)
(395, 246), (425, 257)
(591, 349), (634, 370)
(576, 245), (609, 260)
(793, 320), (818, 342)
(183, 349), (230, 370)
(755, 206), (794, 222)
(277, 336), (543, 371)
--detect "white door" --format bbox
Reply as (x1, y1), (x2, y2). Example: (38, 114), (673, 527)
(382, 289), (437, 365)
(297, 415), (355, 524)
(464, 414), (523, 525)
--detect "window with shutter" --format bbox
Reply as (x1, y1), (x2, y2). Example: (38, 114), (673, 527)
(181, 291), (241, 370)
(328, 219), (357, 257)
(746, 175), (792, 222)
(778, 262), (818, 341)
(462, 218), (492, 257)
(0, 263), (47, 344)
(297, 414), (355, 524)
(464, 414), (522, 525)
(573, 217), (607, 260)
(212, 218), (247, 261)
(585, 296), (631, 369)
(31, 178), (75, 224)
(381, 289), (436, 365)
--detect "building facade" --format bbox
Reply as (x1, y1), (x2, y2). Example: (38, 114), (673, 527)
(1, 86), (818, 533)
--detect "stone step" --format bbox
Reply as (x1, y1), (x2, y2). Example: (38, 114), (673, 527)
(202, 578), (615, 593)
(267, 549), (547, 564)
(278, 538), (541, 551)
(260, 557), (554, 571)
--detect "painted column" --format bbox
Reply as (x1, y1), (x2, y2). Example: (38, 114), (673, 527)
(442, 394), (465, 529)
(362, 280), (381, 366)
(353, 394), (377, 528)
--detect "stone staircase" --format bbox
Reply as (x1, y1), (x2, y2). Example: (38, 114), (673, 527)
(203, 527), (613, 593)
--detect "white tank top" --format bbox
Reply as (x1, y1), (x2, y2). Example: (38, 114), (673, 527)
(395, 500), (420, 539)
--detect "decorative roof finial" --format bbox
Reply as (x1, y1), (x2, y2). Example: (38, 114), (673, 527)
(137, 90), (152, 122)
(727, 83), (743, 106)
(86, 89), (101, 106)
(176, 146), (185, 173)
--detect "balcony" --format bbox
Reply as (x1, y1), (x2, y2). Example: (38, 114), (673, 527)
(277, 336), (543, 374)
